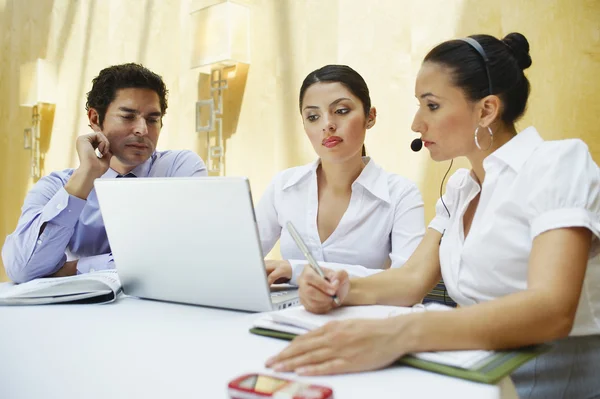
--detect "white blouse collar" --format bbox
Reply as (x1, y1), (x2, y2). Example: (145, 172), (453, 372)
(281, 157), (391, 204)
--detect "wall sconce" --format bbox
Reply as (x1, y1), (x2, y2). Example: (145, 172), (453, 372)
(19, 59), (56, 181)
(190, 0), (250, 175)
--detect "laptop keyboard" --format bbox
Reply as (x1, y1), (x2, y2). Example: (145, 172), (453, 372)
(270, 285), (299, 308)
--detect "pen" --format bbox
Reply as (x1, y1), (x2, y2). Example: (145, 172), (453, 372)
(286, 221), (340, 305)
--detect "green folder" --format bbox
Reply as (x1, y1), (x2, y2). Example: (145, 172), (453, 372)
(249, 327), (550, 385)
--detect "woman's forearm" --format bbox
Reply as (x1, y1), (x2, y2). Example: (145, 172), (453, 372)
(394, 228), (591, 353)
(345, 228), (444, 307)
(397, 289), (574, 354)
(344, 267), (426, 306)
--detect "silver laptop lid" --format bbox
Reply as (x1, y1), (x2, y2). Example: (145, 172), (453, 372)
(94, 177), (279, 312)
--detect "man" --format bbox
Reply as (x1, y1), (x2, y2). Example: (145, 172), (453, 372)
(2, 63), (207, 283)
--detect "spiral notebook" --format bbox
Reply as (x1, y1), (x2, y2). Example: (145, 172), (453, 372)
(250, 304), (549, 384)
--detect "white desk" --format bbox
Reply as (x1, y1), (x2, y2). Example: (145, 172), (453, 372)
(0, 295), (518, 399)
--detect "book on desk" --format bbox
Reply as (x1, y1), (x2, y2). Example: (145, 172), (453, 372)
(250, 303), (549, 384)
(0, 269), (121, 305)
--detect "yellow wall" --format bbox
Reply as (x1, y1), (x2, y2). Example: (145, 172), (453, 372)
(1, 0), (599, 282)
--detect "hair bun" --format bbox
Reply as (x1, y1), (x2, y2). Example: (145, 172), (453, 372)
(502, 32), (532, 70)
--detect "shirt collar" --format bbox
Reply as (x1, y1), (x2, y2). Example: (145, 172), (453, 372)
(100, 152), (156, 179)
(281, 159), (320, 190)
(282, 157), (391, 204)
(354, 158), (391, 204)
(484, 126), (544, 172)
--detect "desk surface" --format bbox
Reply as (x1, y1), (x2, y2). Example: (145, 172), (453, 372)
(0, 294), (518, 399)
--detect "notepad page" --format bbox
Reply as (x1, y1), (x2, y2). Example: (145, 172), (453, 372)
(268, 305), (418, 330)
(413, 349), (494, 369)
(253, 317), (309, 335)
(85, 270), (121, 292)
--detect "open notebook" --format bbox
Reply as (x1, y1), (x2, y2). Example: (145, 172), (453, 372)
(0, 270), (121, 305)
(250, 304), (549, 384)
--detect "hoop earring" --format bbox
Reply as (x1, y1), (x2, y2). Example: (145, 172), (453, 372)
(474, 126), (493, 151)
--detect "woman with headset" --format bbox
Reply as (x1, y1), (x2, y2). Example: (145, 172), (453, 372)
(267, 33), (600, 398)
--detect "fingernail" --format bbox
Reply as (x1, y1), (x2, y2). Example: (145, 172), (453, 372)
(328, 284), (337, 296)
(273, 363), (285, 372)
(296, 367), (308, 375)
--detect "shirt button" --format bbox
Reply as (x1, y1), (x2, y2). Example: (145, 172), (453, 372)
(37, 239), (42, 245)
(56, 203), (64, 210)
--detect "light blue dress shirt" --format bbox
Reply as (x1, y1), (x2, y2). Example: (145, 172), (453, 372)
(2, 150), (207, 283)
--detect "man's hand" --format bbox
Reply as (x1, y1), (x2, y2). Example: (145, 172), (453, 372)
(76, 131), (113, 176)
(50, 260), (78, 277)
(265, 260), (293, 285)
(65, 132), (113, 199)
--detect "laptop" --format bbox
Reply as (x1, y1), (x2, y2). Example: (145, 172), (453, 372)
(94, 176), (299, 312)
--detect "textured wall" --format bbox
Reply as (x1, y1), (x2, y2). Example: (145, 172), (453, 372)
(1, 0), (599, 281)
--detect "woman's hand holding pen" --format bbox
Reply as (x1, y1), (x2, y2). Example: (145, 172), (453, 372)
(298, 266), (350, 314)
(268, 267), (418, 376)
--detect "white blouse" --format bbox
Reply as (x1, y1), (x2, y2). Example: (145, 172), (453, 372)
(256, 157), (425, 284)
(429, 127), (600, 336)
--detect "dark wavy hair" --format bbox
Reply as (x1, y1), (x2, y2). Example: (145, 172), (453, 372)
(85, 63), (168, 127)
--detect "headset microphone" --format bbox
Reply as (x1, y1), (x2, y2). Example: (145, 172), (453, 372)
(410, 138), (423, 152)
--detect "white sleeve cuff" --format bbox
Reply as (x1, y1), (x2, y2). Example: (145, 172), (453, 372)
(531, 208), (600, 257)
(531, 208), (600, 239)
(428, 216), (449, 234)
(288, 259), (308, 285)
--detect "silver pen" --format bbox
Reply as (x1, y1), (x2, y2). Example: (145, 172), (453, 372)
(286, 221), (340, 305)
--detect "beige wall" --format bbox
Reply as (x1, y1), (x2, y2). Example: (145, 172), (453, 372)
(1, 0), (599, 281)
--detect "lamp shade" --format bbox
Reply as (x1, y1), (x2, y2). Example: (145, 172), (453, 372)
(19, 59), (57, 106)
(190, 0), (250, 72)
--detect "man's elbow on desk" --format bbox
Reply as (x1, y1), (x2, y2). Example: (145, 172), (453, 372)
(4, 262), (40, 284)
(2, 246), (64, 284)
(2, 244), (29, 284)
